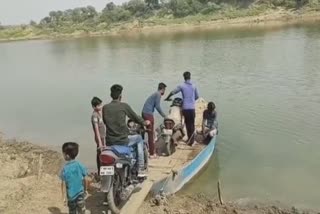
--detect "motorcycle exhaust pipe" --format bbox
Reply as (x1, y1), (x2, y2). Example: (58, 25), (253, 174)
(120, 184), (135, 201)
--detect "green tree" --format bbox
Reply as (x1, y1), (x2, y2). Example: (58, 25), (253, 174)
(71, 8), (83, 23)
(169, 0), (193, 17)
(189, 0), (205, 13)
(29, 20), (37, 27)
(145, 0), (160, 8)
(40, 16), (51, 25)
(61, 9), (74, 22)
(125, 0), (150, 17)
(106, 2), (116, 10)
(101, 3), (131, 22)
(49, 11), (58, 22)
(86, 6), (98, 19)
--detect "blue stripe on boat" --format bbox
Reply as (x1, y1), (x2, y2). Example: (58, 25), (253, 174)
(153, 135), (217, 195)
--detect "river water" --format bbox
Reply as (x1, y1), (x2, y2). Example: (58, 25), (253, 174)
(0, 23), (320, 209)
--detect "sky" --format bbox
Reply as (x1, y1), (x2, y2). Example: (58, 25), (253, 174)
(0, 0), (126, 25)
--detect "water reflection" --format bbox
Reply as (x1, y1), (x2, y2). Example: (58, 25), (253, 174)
(181, 145), (221, 197)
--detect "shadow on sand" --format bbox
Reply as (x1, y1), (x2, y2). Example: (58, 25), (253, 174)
(48, 188), (109, 214)
(48, 207), (67, 214)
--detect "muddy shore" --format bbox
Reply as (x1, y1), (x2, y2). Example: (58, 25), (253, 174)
(139, 193), (320, 214)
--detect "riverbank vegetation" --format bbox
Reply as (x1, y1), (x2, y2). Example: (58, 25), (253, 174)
(0, 0), (320, 41)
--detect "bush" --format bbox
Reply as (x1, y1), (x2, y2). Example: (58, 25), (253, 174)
(168, 0), (195, 17)
(30, 20), (37, 26)
(157, 5), (172, 17)
(200, 2), (221, 14)
(115, 8), (132, 21)
(101, 7), (132, 22)
(271, 0), (297, 8)
(125, 0), (148, 16)
(189, 0), (205, 13)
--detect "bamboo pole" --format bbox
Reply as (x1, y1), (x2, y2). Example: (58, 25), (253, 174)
(37, 154), (43, 179)
(217, 180), (224, 205)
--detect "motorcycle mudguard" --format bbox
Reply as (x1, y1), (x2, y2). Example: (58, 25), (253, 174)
(100, 175), (113, 193)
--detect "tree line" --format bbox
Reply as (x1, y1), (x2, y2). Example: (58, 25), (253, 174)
(0, 0), (314, 35)
(36, 0), (308, 28)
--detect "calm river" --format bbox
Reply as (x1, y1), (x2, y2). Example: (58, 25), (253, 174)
(0, 23), (319, 209)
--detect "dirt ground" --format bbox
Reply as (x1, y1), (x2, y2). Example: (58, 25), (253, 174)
(0, 139), (63, 214)
(139, 193), (319, 214)
(0, 139), (108, 214)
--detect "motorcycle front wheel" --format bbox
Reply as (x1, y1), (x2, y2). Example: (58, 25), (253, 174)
(144, 144), (149, 171)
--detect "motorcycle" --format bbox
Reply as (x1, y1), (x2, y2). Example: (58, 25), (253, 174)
(99, 126), (148, 214)
(158, 97), (185, 156)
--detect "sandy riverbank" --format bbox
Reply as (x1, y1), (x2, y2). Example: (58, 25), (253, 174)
(0, 138), (64, 214)
(1, 136), (319, 214)
(139, 193), (320, 214)
(1, 8), (320, 43)
(0, 138), (107, 214)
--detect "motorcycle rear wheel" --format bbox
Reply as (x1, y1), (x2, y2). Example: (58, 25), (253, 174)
(107, 174), (122, 214)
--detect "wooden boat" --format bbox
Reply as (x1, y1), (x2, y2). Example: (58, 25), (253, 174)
(120, 98), (217, 214)
(155, 135), (216, 195)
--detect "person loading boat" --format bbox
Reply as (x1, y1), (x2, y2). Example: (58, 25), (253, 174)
(142, 82), (167, 158)
(202, 101), (218, 143)
(102, 84), (150, 177)
(165, 71), (199, 146)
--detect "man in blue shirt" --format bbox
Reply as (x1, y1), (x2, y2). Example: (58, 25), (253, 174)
(142, 82), (167, 158)
(60, 142), (88, 214)
(165, 72), (199, 146)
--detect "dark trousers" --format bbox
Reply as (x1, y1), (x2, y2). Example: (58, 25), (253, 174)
(95, 137), (105, 175)
(183, 109), (195, 145)
(96, 148), (101, 175)
(142, 113), (155, 155)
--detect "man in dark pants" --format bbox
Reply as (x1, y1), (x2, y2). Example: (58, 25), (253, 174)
(165, 71), (199, 146)
(141, 82), (167, 158)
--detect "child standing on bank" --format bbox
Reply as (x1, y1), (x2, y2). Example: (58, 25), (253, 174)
(60, 142), (88, 214)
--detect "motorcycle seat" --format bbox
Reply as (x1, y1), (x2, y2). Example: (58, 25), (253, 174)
(111, 145), (132, 157)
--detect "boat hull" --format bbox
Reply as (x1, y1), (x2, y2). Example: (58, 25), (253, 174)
(153, 135), (217, 195)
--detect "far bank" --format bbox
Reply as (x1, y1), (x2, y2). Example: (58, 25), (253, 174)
(0, 8), (320, 43)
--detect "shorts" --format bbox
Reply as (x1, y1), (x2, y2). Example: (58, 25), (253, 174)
(68, 193), (85, 214)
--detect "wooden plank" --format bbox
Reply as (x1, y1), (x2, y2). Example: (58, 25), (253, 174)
(120, 181), (153, 214)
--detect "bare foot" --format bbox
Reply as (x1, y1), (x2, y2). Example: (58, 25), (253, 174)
(149, 154), (159, 159)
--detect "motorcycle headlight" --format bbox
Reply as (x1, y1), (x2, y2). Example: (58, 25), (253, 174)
(163, 129), (173, 135)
